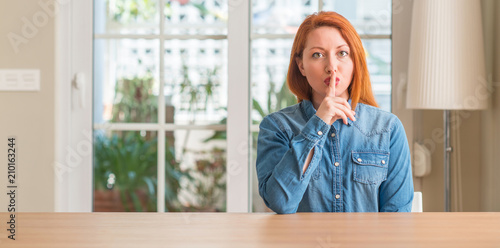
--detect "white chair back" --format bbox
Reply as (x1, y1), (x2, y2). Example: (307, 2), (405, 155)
(412, 192), (423, 212)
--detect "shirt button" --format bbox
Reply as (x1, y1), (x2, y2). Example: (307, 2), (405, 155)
(331, 133), (336, 137)
(335, 194), (341, 199)
(334, 162), (339, 167)
(357, 158), (362, 162)
(381, 160), (386, 165)
(317, 131), (323, 136)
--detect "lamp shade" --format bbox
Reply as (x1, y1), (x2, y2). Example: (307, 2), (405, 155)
(407, 0), (488, 110)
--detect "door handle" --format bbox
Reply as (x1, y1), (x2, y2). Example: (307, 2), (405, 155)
(72, 72), (86, 109)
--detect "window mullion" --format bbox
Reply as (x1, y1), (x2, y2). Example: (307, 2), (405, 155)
(227, 0), (251, 212)
(157, 0), (166, 213)
(93, 34), (227, 40)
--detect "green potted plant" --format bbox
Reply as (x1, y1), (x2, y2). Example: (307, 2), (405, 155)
(94, 73), (190, 212)
(183, 147), (226, 212)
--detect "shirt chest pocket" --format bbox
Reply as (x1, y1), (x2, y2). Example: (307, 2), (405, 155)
(352, 151), (389, 185)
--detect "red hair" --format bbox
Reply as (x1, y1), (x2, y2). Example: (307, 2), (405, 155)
(287, 11), (378, 110)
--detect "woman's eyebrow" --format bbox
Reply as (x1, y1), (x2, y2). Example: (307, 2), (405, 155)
(308, 46), (325, 51)
(308, 44), (349, 51)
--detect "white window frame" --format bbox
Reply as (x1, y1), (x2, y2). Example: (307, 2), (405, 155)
(55, 0), (94, 212)
(55, 0), (413, 212)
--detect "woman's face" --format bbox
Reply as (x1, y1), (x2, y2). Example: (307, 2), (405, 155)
(296, 26), (354, 105)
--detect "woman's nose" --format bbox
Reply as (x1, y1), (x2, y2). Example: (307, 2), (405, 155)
(325, 59), (338, 74)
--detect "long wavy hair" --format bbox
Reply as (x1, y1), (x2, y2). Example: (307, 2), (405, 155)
(287, 11), (378, 110)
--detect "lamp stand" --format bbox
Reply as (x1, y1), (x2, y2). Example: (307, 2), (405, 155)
(444, 110), (453, 212)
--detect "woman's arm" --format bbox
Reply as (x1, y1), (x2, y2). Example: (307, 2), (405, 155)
(378, 117), (414, 212)
(256, 114), (330, 214)
(302, 147), (315, 174)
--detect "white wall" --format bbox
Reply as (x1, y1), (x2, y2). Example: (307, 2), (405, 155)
(393, 0), (499, 212)
(408, 0), (500, 212)
(481, 0), (500, 211)
(0, 0), (56, 212)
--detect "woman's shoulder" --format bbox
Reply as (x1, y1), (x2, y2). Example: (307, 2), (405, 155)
(356, 102), (394, 117)
(260, 102), (306, 131)
(264, 102), (303, 121)
(354, 102), (404, 135)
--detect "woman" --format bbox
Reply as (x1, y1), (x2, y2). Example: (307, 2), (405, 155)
(256, 11), (413, 214)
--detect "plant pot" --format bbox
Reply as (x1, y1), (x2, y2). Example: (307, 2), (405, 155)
(93, 189), (151, 212)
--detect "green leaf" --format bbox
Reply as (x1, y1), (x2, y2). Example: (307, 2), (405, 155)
(129, 192), (143, 212)
(253, 99), (266, 118)
(143, 177), (156, 197)
(120, 190), (130, 212)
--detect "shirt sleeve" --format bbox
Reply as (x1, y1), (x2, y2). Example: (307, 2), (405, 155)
(378, 117), (414, 212)
(256, 114), (330, 214)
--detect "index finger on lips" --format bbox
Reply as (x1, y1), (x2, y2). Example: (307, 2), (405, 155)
(328, 70), (336, 97)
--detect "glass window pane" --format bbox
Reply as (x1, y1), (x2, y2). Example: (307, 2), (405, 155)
(92, 129), (227, 212)
(251, 38), (296, 123)
(94, 0), (160, 34)
(363, 39), (391, 112)
(252, 0), (318, 35)
(94, 130), (158, 212)
(173, 130), (227, 212)
(322, 0), (392, 35)
(94, 0), (229, 213)
(94, 39), (159, 124)
(165, 0), (228, 35)
(164, 39), (227, 125)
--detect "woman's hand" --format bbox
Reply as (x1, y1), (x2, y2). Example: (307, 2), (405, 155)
(315, 70), (356, 125)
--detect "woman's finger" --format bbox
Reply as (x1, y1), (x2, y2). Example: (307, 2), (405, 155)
(335, 102), (356, 122)
(334, 97), (352, 111)
(334, 108), (349, 125)
(326, 70), (336, 97)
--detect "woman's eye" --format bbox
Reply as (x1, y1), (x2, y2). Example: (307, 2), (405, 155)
(338, 51), (349, 57)
(312, 52), (323, 58)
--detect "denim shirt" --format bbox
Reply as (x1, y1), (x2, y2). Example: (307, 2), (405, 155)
(256, 99), (413, 214)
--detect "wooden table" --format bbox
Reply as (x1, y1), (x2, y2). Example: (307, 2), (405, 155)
(1, 212), (500, 247)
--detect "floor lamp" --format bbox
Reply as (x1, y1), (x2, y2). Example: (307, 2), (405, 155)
(406, 0), (488, 212)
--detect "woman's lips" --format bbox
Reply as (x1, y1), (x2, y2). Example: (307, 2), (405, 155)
(324, 77), (330, 85)
(324, 77), (340, 86)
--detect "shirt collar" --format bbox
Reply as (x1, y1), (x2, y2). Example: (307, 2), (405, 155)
(301, 98), (356, 126)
